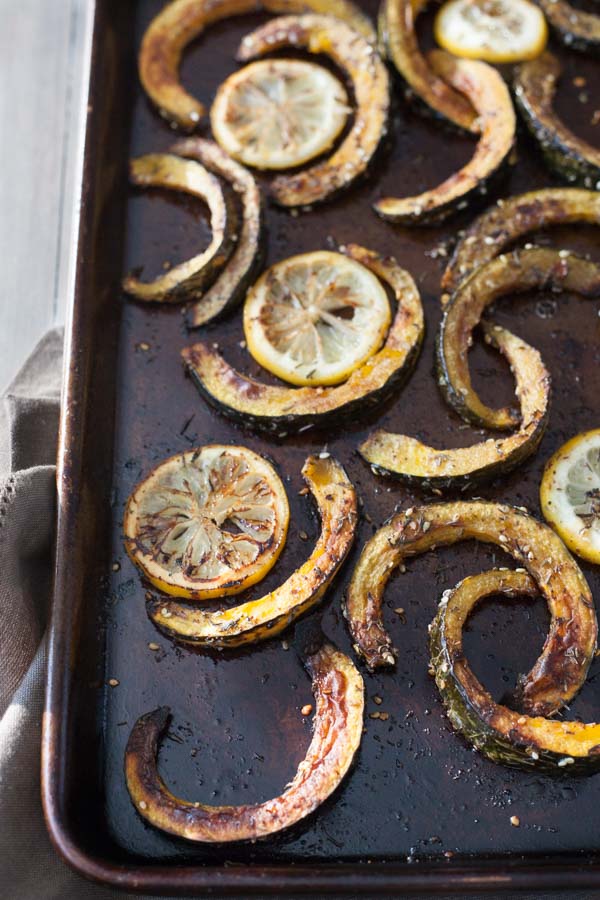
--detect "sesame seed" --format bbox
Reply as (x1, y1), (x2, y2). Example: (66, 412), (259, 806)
(510, 815), (520, 827)
(108, 678), (119, 687)
(301, 704), (313, 716)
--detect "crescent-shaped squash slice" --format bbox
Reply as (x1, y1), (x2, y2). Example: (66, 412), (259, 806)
(514, 53), (600, 189)
(148, 454), (357, 647)
(374, 51), (515, 225)
(122, 154), (238, 303)
(536, 0), (600, 55)
(139, 0), (375, 131)
(437, 247), (600, 431)
(442, 187), (600, 300)
(359, 323), (549, 490)
(431, 569), (600, 772)
(344, 501), (597, 720)
(125, 643), (364, 842)
(170, 138), (264, 327)
(379, 0), (477, 132)
(181, 244), (424, 435)
(235, 15), (390, 207)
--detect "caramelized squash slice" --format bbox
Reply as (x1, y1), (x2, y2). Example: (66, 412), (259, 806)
(122, 154), (237, 303)
(148, 455), (357, 648)
(344, 501), (597, 721)
(379, 0), (477, 132)
(182, 245), (424, 435)
(125, 643), (364, 841)
(537, 0), (600, 55)
(431, 569), (600, 772)
(374, 51), (515, 225)
(514, 53), (600, 189)
(171, 138), (264, 327)
(360, 323), (549, 489)
(139, 0), (375, 131)
(442, 187), (600, 300)
(437, 247), (600, 431)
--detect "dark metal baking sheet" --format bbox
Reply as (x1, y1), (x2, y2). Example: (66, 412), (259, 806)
(42, 0), (600, 893)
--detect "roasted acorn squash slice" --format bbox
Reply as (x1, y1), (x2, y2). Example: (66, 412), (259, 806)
(431, 569), (600, 772)
(374, 51), (515, 225)
(359, 323), (549, 489)
(537, 0), (600, 55)
(122, 154), (238, 303)
(438, 247), (600, 431)
(514, 53), (600, 189)
(344, 501), (597, 720)
(181, 244), (424, 435)
(442, 187), (600, 300)
(139, 0), (375, 131)
(170, 138), (264, 328)
(148, 455), (357, 648)
(125, 643), (364, 842)
(379, 0), (477, 132)
(235, 15), (389, 207)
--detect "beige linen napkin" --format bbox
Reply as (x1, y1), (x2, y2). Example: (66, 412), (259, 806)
(0, 329), (161, 900)
(0, 328), (583, 899)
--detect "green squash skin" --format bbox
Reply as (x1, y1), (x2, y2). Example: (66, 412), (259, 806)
(362, 323), (550, 490)
(430, 598), (600, 774)
(515, 91), (600, 188)
(537, 0), (600, 55)
(183, 333), (423, 436)
(514, 56), (600, 189)
(364, 419), (546, 490)
(124, 154), (240, 304)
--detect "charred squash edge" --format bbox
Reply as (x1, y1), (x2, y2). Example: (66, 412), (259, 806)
(343, 500), (597, 720)
(359, 323), (550, 490)
(122, 154), (238, 304)
(536, 0), (600, 55)
(139, 0), (376, 131)
(431, 569), (600, 773)
(374, 51), (515, 225)
(437, 247), (600, 431)
(442, 187), (600, 300)
(147, 455), (357, 647)
(125, 643), (364, 842)
(181, 244), (424, 435)
(514, 53), (600, 189)
(378, 0), (477, 133)
(235, 15), (390, 207)
(171, 138), (264, 327)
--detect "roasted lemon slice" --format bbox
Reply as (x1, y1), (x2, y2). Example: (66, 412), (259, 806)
(434, 0), (548, 64)
(210, 59), (349, 171)
(243, 250), (391, 386)
(124, 445), (289, 599)
(540, 430), (600, 564)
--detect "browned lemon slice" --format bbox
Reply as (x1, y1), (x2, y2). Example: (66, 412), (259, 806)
(124, 445), (289, 599)
(434, 0), (548, 63)
(243, 250), (391, 386)
(540, 429), (600, 564)
(210, 59), (349, 171)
